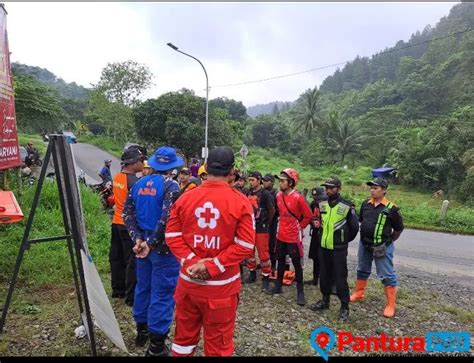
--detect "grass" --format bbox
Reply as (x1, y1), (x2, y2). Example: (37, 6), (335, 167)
(439, 305), (474, 324)
(0, 181), (111, 286)
(247, 147), (474, 235)
(17, 133), (48, 155)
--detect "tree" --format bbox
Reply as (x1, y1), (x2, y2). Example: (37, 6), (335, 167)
(134, 89), (240, 158)
(209, 97), (248, 123)
(323, 111), (364, 164)
(13, 74), (67, 133)
(293, 87), (323, 136)
(85, 89), (134, 142)
(94, 60), (153, 106)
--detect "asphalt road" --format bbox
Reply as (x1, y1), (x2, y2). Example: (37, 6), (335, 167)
(73, 143), (473, 285)
(72, 142), (121, 184)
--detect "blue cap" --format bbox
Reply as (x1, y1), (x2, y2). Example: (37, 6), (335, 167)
(148, 146), (184, 171)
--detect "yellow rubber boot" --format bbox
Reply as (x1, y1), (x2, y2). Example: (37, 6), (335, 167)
(350, 279), (368, 302)
(383, 286), (397, 318)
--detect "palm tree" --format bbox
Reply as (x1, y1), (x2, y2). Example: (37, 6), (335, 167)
(293, 87), (323, 136)
(324, 111), (364, 164)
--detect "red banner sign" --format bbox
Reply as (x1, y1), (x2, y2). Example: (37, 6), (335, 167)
(0, 4), (21, 171)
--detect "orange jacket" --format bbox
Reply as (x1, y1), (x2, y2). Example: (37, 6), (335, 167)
(112, 172), (138, 225)
(165, 180), (256, 299)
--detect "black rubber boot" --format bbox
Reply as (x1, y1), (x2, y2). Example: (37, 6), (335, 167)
(135, 323), (149, 347)
(309, 295), (330, 311)
(264, 279), (283, 295)
(304, 277), (319, 286)
(145, 333), (170, 356)
(296, 283), (306, 306)
(244, 270), (257, 284)
(339, 303), (350, 322)
(261, 276), (271, 293)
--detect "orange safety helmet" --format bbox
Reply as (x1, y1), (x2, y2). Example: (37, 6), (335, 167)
(280, 168), (299, 186)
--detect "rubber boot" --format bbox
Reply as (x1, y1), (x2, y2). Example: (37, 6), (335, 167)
(244, 270), (257, 284)
(296, 283), (306, 306)
(261, 276), (271, 293)
(383, 286), (397, 318)
(265, 279), (283, 295)
(350, 279), (368, 302)
(145, 333), (170, 356)
(309, 295), (330, 311)
(135, 323), (149, 347)
(339, 303), (349, 322)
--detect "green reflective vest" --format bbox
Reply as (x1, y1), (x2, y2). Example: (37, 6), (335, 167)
(319, 200), (351, 250)
(373, 202), (393, 245)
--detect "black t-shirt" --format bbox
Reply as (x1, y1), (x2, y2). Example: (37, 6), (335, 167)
(359, 198), (404, 245)
(249, 187), (274, 233)
(265, 187), (278, 218)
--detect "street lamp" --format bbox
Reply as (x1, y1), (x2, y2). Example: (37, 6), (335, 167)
(167, 42), (209, 163)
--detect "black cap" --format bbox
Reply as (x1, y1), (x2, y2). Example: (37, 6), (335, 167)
(121, 148), (143, 165)
(262, 173), (275, 183)
(248, 171), (262, 180)
(179, 167), (191, 175)
(207, 147), (235, 174)
(367, 177), (388, 189)
(321, 177), (341, 188)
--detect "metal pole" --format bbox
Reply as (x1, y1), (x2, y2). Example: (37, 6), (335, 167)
(167, 43), (209, 163)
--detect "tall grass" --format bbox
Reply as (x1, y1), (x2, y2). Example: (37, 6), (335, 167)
(0, 182), (111, 286)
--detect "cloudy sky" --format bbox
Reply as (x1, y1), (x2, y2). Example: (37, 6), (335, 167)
(5, 2), (456, 107)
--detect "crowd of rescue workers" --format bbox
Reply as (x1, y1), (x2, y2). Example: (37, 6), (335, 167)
(91, 143), (404, 356)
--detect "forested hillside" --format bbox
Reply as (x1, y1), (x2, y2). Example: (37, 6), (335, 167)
(243, 2), (474, 203)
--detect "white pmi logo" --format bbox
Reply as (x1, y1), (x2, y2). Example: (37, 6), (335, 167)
(195, 202), (220, 229)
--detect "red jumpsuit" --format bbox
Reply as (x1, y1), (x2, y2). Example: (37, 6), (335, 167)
(165, 180), (255, 356)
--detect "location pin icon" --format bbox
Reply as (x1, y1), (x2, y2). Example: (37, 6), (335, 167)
(310, 326), (336, 361)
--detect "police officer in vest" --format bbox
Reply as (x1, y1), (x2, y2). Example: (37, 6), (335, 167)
(350, 177), (404, 318)
(309, 177), (359, 321)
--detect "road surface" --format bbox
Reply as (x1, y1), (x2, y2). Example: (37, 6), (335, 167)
(73, 143), (474, 284)
(72, 142), (121, 184)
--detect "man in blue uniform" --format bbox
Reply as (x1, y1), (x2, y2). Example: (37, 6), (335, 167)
(123, 146), (184, 356)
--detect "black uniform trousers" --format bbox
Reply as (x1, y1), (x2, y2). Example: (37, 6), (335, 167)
(276, 240), (303, 284)
(268, 218), (278, 268)
(110, 223), (136, 303)
(318, 246), (350, 305)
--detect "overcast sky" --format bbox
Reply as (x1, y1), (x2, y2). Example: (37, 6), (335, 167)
(5, 2), (457, 107)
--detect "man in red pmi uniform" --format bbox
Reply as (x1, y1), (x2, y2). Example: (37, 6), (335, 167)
(266, 168), (313, 306)
(165, 147), (255, 357)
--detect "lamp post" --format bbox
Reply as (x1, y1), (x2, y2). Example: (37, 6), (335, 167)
(167, 42), (209, 163)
